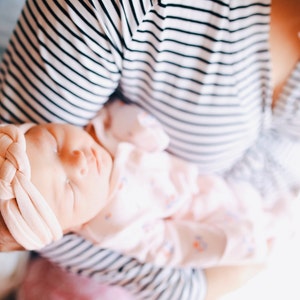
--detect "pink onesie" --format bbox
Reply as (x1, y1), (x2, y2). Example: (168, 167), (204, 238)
(78, 100), (293, 268)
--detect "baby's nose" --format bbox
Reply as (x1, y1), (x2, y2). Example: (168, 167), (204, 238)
(71, 150), (88, 176)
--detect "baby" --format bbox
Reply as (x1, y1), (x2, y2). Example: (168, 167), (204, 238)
(0, 100), (294, 268)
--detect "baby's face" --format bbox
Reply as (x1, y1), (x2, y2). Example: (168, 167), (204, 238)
(25, 123), (113, 232)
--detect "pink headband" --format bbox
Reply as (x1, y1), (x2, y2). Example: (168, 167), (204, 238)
(0, 124), (62, 250)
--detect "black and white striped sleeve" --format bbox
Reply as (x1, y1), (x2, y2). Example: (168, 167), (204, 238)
(40, 233), (207, 300)
(0, 0), (123, 125)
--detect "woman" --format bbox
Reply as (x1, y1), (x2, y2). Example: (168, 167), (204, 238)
(0, 0), (299, 299)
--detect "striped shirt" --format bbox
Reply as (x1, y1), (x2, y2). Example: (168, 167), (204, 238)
(1, 1), (299, 299)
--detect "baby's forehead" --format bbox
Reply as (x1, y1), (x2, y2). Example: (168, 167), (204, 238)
(24, 125), (52, 146)
(38, 122), (85, 135)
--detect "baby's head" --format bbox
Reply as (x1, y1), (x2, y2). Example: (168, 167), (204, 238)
(0, 123), (112, 250)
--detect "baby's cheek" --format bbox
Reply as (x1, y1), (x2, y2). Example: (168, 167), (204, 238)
(76, 169), (110, 224)
(79, 191), (102, 222)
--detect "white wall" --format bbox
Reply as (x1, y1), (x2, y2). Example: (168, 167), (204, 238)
(0, 0), (24, 56)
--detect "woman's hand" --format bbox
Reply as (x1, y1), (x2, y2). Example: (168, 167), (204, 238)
(204, 263), (265, 300)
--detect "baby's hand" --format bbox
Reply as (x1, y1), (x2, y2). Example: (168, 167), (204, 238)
(106, 100), (170, 152)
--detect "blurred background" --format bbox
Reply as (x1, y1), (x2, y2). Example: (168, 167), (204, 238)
(0, 0), (24, 58)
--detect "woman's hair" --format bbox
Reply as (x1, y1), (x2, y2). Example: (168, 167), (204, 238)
(0, 124), (62, 250)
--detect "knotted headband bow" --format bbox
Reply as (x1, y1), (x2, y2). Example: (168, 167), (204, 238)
(0, 124), (62, 250)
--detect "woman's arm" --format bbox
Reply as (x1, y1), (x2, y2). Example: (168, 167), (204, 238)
(204, 264), (265, 300)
